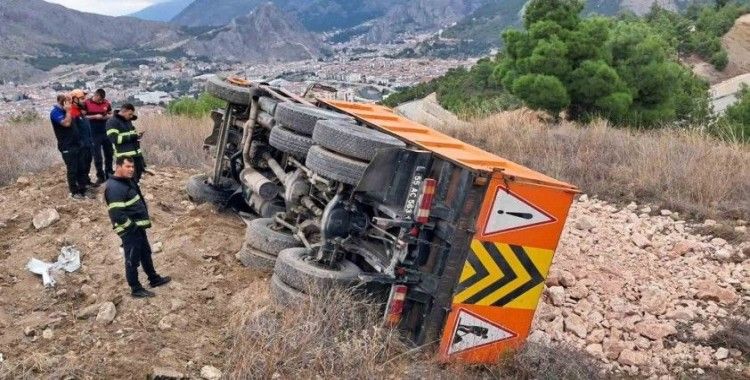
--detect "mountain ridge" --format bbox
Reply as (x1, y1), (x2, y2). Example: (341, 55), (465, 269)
(129, 0), (195, 22)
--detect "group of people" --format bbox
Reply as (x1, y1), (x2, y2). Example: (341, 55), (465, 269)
(50, 89), (147, 199)
(50, 91), (169, 298)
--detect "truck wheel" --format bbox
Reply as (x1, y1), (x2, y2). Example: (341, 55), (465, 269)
(186, 174), (234, 204)
(258, 96), (279, 115)
(275, 103), (353, 136)
(236, 245), (276, 271)
(245, 218), (300, 256)
(270, 274), (308, 306)
(306, 145), (368, 186)
(313, 120), (405, 161)
(269, 126), (314, 160)
(205, 76), (253, 105)
(273, 248), (362, 293)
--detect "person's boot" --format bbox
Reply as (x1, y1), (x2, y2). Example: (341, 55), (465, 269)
(131, 288), (156, 298)
(149, 276), (172, 288)
(94, 177), (106, 186)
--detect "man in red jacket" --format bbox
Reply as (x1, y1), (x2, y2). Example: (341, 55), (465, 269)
(85, 89), (113, 184)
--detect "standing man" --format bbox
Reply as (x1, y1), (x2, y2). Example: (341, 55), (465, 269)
(85, 89), (113, 185)
(69, 89), (96, 187)
(106, 103), (146, 183)
(105, 156), (170, 298)
(50, 94), (88, 200)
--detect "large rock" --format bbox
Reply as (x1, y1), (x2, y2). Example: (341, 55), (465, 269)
(33, 208), (60, 230)
(619, 349), (648, 367)
(564, 314), (588, 339)
(640, 287), (669, 315)
(150, 367), (188, 380)
(695, 280), (739, 305)
(200, 365), (222, 380)
(631, 233), (651, 249)
(634, 321), (677, 341)
(96, 302), (117, 324)
(76, 303), (101, 319)
(546, 286), (566, 306)
(575, 216), (596, 231)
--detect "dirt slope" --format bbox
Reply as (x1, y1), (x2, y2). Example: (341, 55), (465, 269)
(693, 13), (750, 84)
(0, 167), (748, 378)
(0, 167), (261, 378)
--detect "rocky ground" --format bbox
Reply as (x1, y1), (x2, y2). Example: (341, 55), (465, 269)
(532, 195), (749, 378)
(0, 168), (748, 378)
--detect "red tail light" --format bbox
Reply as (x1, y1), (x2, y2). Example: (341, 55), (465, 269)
(385, 284), (408, 327)
(414, 178), (437, 224)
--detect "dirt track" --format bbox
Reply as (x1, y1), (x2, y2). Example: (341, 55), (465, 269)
(0, 166), (262, 378)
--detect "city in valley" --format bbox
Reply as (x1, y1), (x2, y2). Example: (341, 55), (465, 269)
(0, 43), (475, 122)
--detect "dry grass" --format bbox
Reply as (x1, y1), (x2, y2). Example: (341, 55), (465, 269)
(0, 114), (211, 186)
(136, 113), (212, 170)
(439, 109), (750, 220)
(225, 286), (604, 380)
(706, 318), (750, 360)
(0, 122), (61, 186)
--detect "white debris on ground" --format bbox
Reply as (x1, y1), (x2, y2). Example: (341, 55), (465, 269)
(25, 246), (81, 287)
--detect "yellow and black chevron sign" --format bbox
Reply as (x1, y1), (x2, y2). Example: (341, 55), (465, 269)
(453, 240), (554, 310)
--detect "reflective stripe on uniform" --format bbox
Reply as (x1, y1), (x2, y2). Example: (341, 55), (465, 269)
(114, 148), (142, 158)
(106, 128), (119, 136)
(135, 220), (151, 227)
(113, 219), (133, 234)
(117, 130), (137, 144)
(108, 194), (141, 210)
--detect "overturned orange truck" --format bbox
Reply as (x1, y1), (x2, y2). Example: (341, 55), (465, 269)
(191, 76), (579, 363)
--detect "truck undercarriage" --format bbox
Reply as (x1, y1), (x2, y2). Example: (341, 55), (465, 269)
(188, 75), (578, 362)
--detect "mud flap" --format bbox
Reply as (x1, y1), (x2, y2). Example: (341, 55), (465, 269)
(438, 172), (577, 363)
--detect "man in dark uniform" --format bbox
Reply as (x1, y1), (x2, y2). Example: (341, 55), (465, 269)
(105, 156), (170, 298)
(106, 103), (147, 183)
(69, 89), (96, 188)
(85, 88), (113, 184)
(50, 94), (88, 199)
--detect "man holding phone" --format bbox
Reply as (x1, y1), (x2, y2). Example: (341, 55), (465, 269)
(106, 103), (147, 183)
(50, 94), (89, 199)
(85, 88), (113, 184)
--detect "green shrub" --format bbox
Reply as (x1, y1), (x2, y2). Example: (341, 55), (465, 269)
(711, 50), (730, 70)
(715, 85), (750, 143)
(167, 93), (225, 118)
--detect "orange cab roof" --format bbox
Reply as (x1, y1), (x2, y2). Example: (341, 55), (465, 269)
(321, 100), (578, 191)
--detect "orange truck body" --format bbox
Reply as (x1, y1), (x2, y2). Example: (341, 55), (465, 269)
(323, 100), (578, 363)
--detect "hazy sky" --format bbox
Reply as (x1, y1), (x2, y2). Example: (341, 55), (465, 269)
(43, 0), (170, 16)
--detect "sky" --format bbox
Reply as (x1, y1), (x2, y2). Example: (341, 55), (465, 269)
(43, 0), (169, 16)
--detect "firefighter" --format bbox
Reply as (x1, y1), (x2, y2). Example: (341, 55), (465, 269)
(105, 156), (170, 298)
(106, 103), (146, 183)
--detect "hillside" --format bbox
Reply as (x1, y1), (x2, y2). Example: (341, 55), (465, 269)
(0, 0), (184, 58)
(182, 3), (324, 62)
(414, 0), (712, 57)
(129, 0), (195, 22)
(170, 0), (270, 27)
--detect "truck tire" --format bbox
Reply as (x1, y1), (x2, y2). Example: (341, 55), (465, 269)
(275, 103), (353, 136)
(269, 126), (314, 160)
(305, 145), (368, 186)
(258, 96), (279, 115)
(270, 274), (307, 306)
(313, 120), (405, 161)
(273, 248), (362, 293)
(205, 76), (253, 105)
(245, 218), (300, 255)
(186, 174), (234, 204)
(236, 245), (276, 271)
